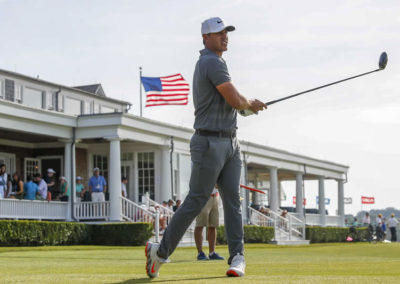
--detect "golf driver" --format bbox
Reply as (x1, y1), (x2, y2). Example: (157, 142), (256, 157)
(240, 52), (388, 116)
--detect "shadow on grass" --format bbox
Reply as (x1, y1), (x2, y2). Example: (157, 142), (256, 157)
(115, 276), (227, 283)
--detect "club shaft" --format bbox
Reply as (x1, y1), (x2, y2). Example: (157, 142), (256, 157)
(266, 68), (381, 105)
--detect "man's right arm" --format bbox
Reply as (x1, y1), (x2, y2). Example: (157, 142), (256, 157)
(216, 82), (266, 113)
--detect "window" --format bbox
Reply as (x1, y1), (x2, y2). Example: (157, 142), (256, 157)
(93, 154), (108, 181)
(5, 79), (15, 102)
(47, 91), (56, 110)
(57, 94), (64, 112)
(24, 87), (43, 109)
(0, 80), (4, 99)
(138, 152), (155, 200)
(85, 101), (91, 114)
(93, 103), (100, 113)
(15, 84), (23, 103)
(121, 152), (134, 161)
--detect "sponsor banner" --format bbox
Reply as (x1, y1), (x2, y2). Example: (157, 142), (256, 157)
(292, 196), (306, 205)
(361, 196), (375, 204)
(344, 197), (352, 204)
(316, 196), (330, 205)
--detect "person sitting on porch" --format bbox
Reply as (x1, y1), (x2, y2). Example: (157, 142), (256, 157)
(44, 168), (57, 200)
(121, 177), (128, 198)
(24, 175), (39, 200)
(6, 173), (24, 199)
(0, 164), (8, 199)
(75, 176), (85, 202)
(34, 173), (48, 201)
(173, 200), (181, 212)
(167, 199), (174, 210)
(59, 176), (69, 202)
(88, 168), (107, 203)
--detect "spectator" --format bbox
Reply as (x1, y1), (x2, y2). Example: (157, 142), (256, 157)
(173, 200), (181, 212)
(281, 210), (288, 218)
(167, 199), (174, 210)
(121, 177), (128, 198)
(376, 213), (383, 241)
(362, 212), (371, 226)
(388, 213), (398, 242)
(259, 206), (270, 216)
(382, 218), (387, 241)
(75, 176), (85, 202)
(59, 176), (69, 202)
(44, 168), (57, 200)
(0, 164), (8, 199)
(352, 218), (358, 227)
(6, 173), (24, 199)
(34, 173), (48, 201)
(162, 201), (168, 207)
(24, 175), (39, 200)
(194, 186), (224, 261)
(88, 168), (107, 202)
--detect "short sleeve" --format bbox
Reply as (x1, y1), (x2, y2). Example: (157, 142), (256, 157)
(206, 57), (231, 87)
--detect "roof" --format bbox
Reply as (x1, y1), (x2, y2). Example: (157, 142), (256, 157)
(74, 84), (106, 97)
(0, 68), (131, 106)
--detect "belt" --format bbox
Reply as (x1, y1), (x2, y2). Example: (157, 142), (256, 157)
(195, 129), (236, 138)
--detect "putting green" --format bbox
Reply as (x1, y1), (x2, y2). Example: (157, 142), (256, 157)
(1, 243), (399, 283)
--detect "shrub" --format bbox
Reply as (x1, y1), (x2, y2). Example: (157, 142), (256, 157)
(87, 223), (153, 246)
(0, 220), (153, 246)
(0, 220), (87, 246)
(306, 226), (369, 243)
(217, 225), (274, 244)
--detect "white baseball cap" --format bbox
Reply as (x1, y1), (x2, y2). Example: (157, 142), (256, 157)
(201, 17), (235, 35)
(47, 168), (56, 173)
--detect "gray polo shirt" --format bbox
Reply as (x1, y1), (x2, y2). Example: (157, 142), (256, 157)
(192, 48), (237, 131)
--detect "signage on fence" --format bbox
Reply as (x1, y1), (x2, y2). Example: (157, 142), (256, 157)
(316, 196), (330, 205)
(344, 197), (352, 204)
(361, 196), (375, 204)
(292, 196), (306, 205)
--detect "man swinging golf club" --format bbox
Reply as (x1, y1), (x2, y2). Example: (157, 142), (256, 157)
(145, 16), (266, 278)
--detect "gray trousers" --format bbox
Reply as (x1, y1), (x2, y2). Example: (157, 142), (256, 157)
(158, 134), (244, 261)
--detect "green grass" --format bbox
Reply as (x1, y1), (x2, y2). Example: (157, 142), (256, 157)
(1, 243), (400, 283)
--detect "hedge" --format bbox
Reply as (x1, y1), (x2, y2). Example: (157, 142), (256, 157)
(0, 220), (153, 246)
(306, 226), (369, 243)
(0, 220), (88, 246)
(87, 223), (153, 246)
(217, 225), (274, 244)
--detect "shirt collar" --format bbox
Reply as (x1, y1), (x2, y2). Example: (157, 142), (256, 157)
(200, 48), (219, 57)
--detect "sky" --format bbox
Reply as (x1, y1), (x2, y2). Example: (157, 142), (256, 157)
(1, 0), (399, 215)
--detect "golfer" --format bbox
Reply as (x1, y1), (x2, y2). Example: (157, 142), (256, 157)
(146, 17), (266, 278)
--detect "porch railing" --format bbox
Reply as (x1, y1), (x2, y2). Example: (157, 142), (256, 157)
(248, 207), (274, 227)
(0, 198), (68, 220)
(269, 210), (306, 241)
(121, 196), (160, 242)
(74, 201), (110, 221)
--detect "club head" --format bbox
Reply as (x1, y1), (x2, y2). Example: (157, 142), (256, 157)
(379, 52), (388, 70)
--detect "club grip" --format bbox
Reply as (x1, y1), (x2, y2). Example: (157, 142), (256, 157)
(239, 109), (257, 117)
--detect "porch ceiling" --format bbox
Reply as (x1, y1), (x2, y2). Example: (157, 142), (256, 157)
(0, 128), (59, 143)
(247, 162), (320, 181)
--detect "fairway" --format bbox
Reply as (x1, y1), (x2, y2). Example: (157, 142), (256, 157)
(1, 243), (400, 283)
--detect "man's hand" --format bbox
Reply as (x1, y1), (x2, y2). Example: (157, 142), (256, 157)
(248, 99), (267, 114)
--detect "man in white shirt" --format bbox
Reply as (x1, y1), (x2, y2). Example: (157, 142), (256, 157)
(0, 164), (8, 199)
(388, 213), (398, 242)
(121, 177), (128, 198)
(35, 173), (48, 200)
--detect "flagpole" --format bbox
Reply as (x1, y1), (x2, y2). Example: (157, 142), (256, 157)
(139, 66), (143, 117)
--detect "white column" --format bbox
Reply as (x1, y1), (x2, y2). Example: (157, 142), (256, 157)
(160, 147), (171, 203)
(337, 179), (345, 227)
(269, 167), (279, 212)
(240, 157), (248, 222)
(295, 172), (304, 218)
(108, 137), (122, 221)
(63, 140), (72, 221)
(318, 177), (326, 226)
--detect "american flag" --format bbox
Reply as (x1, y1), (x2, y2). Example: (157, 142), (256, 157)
(140, 73), (189, 107)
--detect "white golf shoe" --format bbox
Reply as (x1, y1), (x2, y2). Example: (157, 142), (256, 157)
(226, 253), (246, 277)
(145, 242), (169, 278)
